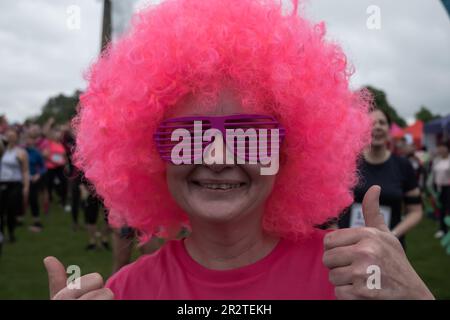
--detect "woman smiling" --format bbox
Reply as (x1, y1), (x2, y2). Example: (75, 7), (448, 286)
(44, 0), (434, 300)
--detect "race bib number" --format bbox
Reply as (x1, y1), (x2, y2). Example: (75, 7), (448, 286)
(349, 203), (391, 229)
(51, 154), (64, 164)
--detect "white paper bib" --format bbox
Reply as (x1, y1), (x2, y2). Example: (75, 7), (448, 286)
(349, 203), (391, 229)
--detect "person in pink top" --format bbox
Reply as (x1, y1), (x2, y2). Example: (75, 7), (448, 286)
(44, 134), (66, 170)
(43, 0), (433, 300)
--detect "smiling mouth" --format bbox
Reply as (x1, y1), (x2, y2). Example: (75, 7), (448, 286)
(191, 181), (247, 191)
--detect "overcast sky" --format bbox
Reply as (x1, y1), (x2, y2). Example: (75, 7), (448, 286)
(0, 0), (449, 124)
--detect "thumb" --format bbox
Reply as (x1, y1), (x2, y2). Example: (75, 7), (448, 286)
(362, 185), (390, 232)
(43, 256), (67, 299)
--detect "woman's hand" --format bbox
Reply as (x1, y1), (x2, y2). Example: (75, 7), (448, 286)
(323, 185), (434, 300)
(43, 256), (114, 300)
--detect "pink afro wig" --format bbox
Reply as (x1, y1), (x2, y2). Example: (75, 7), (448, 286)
(74, 0), (372, 241)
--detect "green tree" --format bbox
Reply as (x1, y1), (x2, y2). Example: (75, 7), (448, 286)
(415, 106), (441, 123)
(28, 90), (82, 125)
(364, 86), (407, 127)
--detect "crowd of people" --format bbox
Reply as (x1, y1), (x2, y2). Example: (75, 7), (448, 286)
(0, 117), (101, 244)
(395, 137), (450, 240)
(0, 116), (165, 272)
(0, 117), (138, 265)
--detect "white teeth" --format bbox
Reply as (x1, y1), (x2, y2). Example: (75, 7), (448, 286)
(198, 183), (242, 190)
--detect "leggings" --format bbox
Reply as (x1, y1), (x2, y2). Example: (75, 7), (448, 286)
(439, 185), (450, 234)
(29, 179), (41, 218)
(0, 182), (23, 239)
(84, 194), (101, 225)
(46, 166), (67, 206)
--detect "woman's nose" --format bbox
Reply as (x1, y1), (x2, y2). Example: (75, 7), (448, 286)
(202, 139), (236, 171)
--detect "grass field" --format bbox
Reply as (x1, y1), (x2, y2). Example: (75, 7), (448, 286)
(0, 205), (449, 299)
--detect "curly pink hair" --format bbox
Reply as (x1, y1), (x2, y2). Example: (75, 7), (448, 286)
(74, 0), (372, 241)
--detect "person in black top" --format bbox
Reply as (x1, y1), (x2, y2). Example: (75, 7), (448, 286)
(339, 108), (423, 248)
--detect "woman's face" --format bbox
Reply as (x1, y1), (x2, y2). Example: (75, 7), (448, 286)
(28, 125), (41, 138)
(165, 90), (277, 224)
(370, 110), (390, 148)
(25, 134), (36, 147)
(51, 129), (63, 142)
(5, 129), (18, 145)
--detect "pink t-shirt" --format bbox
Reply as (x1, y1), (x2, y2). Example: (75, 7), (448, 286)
(44, 141), (66, 169)
(106, 229), (335, 300)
